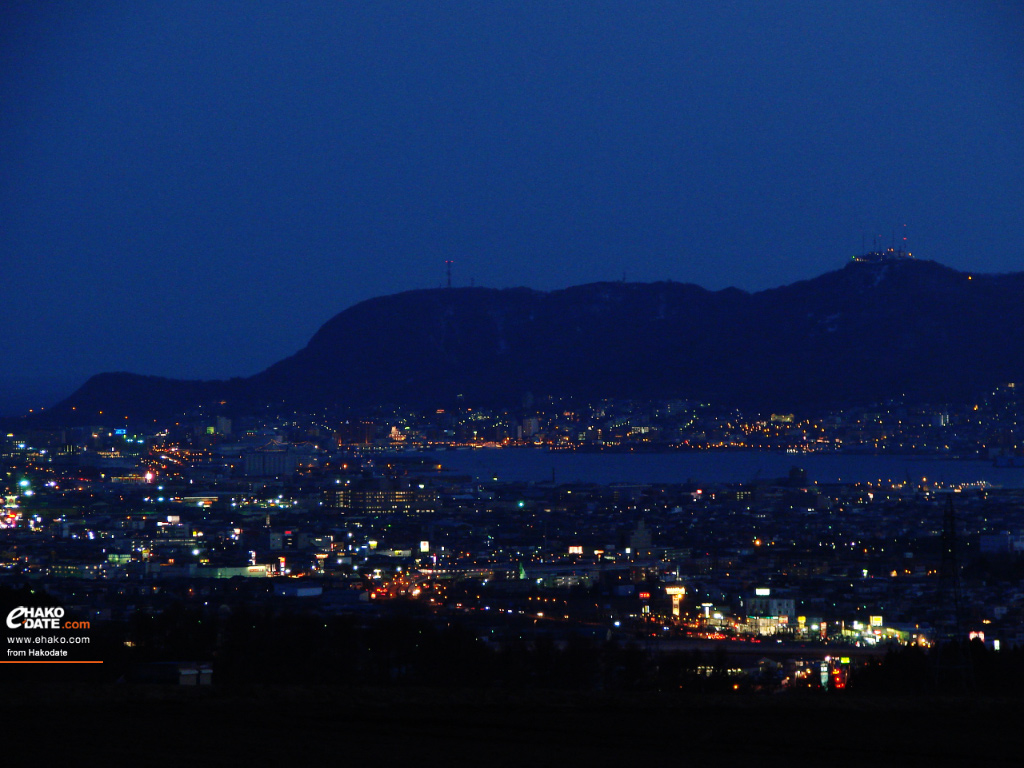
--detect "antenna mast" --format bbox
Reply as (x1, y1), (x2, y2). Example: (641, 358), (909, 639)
(445, 260), (453, 289)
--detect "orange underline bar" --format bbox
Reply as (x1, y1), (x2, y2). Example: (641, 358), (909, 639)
(0, 661), (104, 664)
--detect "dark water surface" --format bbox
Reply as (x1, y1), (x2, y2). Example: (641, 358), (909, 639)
(428, 447), (1024, 487)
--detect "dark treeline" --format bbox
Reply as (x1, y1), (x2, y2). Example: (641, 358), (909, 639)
(5, 583), (1024, 695)
(130, 602), (742, 693)
(849, 640), (1024, 696)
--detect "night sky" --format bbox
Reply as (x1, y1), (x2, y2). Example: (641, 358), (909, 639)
(2, 1), (1022, 415)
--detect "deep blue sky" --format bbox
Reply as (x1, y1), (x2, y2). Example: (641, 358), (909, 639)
(2, 1), (1022, 414)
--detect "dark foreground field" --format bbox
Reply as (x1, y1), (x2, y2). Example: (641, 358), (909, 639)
(4, 684), (1022, 765)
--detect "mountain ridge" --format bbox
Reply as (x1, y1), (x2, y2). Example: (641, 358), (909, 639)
(30, 259), (1024, 424)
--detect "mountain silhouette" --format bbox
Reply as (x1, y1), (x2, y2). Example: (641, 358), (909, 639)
(39, 259), (1024, 423)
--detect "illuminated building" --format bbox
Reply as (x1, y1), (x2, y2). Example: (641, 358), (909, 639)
(745, 588), (796, 635)
(325, 477), (437, 515)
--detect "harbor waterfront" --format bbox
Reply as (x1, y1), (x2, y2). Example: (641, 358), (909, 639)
(428, 447), (1024, 488)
